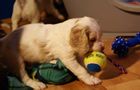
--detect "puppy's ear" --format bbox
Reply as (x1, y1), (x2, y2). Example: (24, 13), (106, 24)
(69, 25), (90, 55)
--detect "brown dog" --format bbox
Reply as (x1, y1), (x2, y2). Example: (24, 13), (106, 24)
(12, 0), (65, 31)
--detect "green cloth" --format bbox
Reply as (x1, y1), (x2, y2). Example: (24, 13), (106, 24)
(8, 77), (33, 90)
(7, 59), (76, 90)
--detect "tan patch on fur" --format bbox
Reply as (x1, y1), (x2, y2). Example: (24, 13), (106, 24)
(20, 44), (28, 53)
(33, 40), (50, 55)
(69, 24), (90, 55)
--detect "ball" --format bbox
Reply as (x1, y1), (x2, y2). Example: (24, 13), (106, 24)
(84, 51), (107, 72)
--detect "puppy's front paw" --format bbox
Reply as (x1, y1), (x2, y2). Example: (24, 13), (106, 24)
(28, 81), (46, 90)
(58, 15), (65, 21)
(84, 75), (102, 85)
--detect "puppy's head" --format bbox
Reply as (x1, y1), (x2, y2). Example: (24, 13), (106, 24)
(69, 16), (104, 55)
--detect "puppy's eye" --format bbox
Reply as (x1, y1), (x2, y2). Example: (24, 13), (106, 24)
(90, 38), (96, 42)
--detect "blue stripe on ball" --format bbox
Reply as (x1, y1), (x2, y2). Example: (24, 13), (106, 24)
(87, 63), (101, 72)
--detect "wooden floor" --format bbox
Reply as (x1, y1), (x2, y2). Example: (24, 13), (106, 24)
(1, 18), (140, 90)
(45, 39), (140, 90)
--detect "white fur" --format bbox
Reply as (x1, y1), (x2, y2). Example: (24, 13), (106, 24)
(11, 0), (64, 31)
(0, 16), (104, 89)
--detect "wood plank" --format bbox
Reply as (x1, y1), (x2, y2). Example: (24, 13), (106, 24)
(106, 80), (140, 90)
(45, 81), (106, 90)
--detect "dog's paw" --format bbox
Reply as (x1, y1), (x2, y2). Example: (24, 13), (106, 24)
(83, 75), (102, 85)
(58, 15), (65, 20)
(29, 81), (46, 90)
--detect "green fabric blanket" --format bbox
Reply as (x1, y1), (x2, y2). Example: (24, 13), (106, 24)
(7, 59), (76, 90)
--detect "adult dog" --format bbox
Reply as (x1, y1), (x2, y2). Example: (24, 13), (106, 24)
(0, 16), (104, 89)
(12, 0), (64, 31)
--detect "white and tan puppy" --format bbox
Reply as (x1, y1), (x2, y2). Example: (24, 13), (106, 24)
(12, 0), (64, 31)
(0, 16), (104, 89)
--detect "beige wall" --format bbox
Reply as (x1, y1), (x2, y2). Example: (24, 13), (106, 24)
(63, 0), (140, 38)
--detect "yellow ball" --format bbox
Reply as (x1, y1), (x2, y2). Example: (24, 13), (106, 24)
(84, 51), (107, 72)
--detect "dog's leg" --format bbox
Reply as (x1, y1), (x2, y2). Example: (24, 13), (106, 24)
(47, 4), (64, 20)
(61, 57), (101, 85)
(21, 69), (46, 89)
(11, 1), (22, 31)
(19, 59), (46, 89)
(31, 11), (40, 24)
(7, 52), (46, 89)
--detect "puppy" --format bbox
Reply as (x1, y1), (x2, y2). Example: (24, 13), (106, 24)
(0, 16), (104, 89)
(12, 0), (65, 31)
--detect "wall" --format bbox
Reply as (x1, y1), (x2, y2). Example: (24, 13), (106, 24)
(63, 0), (140, 38)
